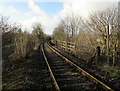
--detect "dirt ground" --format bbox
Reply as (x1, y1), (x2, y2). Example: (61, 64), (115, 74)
(2, 46), (53, 90)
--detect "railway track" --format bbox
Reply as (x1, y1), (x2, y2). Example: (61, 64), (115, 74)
(41, 42), (114, 91)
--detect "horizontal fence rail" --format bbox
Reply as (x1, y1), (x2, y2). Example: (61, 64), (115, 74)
(51, 40), (120, 62)
(55, 40), (76, 53)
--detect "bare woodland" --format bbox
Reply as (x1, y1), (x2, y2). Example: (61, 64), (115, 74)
(53, 8), (120, 65)
(1, 7), (120, 66)
(1, 16), (45, 60)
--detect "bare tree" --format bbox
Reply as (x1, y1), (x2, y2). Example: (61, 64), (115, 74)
(85, 8), (118, 45)
(32, 23), (45, 50)
(52, 8), (119, 64)
(53, 25), (67, 41)
(83, 8), (118, 64)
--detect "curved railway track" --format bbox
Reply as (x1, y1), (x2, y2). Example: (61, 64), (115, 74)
(41, 42), (114, 91)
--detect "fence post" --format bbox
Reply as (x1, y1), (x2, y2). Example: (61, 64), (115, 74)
(112, 44), (116, 67)
(56, 40), (57, 46)
(96, 46), (101, 63)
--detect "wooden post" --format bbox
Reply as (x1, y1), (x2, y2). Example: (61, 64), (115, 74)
(112, 44), (116, 67)
(107, 24), (110, 64)
(96, 46), (101, 63)
(56, 40), (57, 46)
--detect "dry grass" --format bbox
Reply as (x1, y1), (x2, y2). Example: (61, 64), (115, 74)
(98, 63), (120, 78)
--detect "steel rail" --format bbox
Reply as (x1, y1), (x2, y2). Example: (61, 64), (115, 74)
(41, 44), (60, 91)
(47, 42), (114, 91)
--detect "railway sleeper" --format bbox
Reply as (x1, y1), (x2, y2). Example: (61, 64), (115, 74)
(50, 65), (71, 68)
(58, 79), (93, 85)
(52, 68), (75, 72)
(59, 83), (102, 90)
(56, 76), (84, 81)
(49, 62), (69, 66)
(54, 74), (84, 79)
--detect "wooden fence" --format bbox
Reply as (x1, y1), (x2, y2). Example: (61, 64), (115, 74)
(55, 40), (76, 53)
(51, 40), (120, 64)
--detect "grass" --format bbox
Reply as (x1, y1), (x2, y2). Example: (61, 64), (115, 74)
(98, 63), (120, 78)
(110, 72), (120, 77)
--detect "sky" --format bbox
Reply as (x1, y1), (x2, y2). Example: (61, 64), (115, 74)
(0, 0), (119, 35)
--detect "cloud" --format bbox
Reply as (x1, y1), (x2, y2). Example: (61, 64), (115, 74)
(25, 0), (64, 34)
(25, 0), (60, 34)
(0, 5), (34, 21)
(59, 0), (118, 19)
(19, 16), (55, 34)
(28, 0), (47, 16)
(0, 0), (118, 35)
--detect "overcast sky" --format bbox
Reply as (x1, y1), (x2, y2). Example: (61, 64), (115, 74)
(0, 0), (119, 35)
